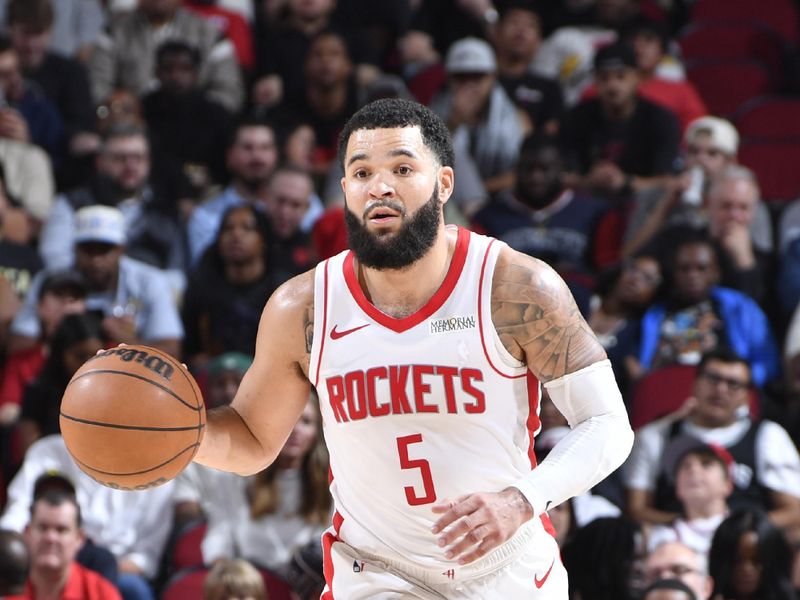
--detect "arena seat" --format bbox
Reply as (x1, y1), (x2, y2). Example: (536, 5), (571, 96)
(734, 96), (800, 139)
(678, 21), (788, 84)
(686, 59), (773, 117)
(690, 0), (799, 44)
(169, 520), (207, 573)
(739, 139), (800, 202)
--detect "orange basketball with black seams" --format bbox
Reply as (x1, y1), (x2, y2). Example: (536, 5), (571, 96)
(59, 345), (206, 491)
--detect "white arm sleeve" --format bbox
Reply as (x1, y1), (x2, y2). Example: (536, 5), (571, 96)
(511, 360), (634, 516)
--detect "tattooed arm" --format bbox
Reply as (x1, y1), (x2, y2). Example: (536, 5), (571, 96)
(492, 249), (606, 380)
(194, 271), (314, 475)
(495, 247), (633, 515)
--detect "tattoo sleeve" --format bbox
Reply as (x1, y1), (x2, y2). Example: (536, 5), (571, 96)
(492, 259), (606, 382)
(303, 303), (314, 355)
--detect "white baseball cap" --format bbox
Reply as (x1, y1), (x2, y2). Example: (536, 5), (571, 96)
(445, 37), (496, 75)
(685, 116), (740, 156)
(74, 205), (126, 246)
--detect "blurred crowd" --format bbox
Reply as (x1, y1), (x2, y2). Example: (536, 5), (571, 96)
(1, 0), (800, 598)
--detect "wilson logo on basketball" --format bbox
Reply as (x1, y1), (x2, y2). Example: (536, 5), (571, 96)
(92, 348), (175, 381)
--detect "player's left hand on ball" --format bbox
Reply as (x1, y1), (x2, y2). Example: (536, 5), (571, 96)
(430, 488), (533, 565)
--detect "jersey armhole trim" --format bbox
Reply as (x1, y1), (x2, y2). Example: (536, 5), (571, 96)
(312, 258), (331, 389)
(478, 240), (527, 379)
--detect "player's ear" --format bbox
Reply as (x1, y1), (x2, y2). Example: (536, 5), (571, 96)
(437, 166), (454, 204)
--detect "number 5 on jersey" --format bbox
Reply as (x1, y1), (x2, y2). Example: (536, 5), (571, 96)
(397, 434), (437, 506)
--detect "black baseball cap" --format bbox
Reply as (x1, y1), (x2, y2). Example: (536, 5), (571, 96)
(593, 42), (637, 72)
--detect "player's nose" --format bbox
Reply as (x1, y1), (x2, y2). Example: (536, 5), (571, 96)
(367, 172), (396, 198)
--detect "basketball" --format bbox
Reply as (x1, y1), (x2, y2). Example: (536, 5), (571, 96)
(60, 345), (206, 491)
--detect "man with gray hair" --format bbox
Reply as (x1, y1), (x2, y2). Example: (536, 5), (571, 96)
(705, 165), (769, 302)
(644, 541), (712, 600)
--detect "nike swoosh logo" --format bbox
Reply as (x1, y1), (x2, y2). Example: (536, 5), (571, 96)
(534, 558), (555, 589)
(330, 324), (370, 340)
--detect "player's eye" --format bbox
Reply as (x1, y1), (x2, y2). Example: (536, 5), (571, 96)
(396, 166), (412, 175)
(354, 169), (368, 178)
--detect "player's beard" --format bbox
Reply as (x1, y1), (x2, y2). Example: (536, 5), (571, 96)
(344, 183), (441, 270)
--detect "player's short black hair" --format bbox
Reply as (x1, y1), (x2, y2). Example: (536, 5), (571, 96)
(337, 98), (454, 170)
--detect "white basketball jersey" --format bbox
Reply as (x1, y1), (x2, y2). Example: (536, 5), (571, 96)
(309, 227), (545, 574)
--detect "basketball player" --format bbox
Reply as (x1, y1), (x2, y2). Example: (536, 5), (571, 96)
(194, 98), (634, 598)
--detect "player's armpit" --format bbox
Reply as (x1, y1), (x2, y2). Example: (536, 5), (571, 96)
(491, 248), (606, 382)
(195, 272), (314, 475)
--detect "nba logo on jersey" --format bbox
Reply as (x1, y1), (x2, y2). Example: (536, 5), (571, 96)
(353, 560), (365, 573)
(442, 569), (455, 579)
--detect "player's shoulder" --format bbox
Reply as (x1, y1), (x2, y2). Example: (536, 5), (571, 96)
(492, 243), (569, 295)
(266, 268), (315, 317)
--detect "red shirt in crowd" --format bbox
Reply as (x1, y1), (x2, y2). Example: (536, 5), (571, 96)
(22, 562), (121, 600)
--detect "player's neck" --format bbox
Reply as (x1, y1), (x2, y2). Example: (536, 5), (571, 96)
(685, 498), (728, 520)
(357, 226), (454, 319)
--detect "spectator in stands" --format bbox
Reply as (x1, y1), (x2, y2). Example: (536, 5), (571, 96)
(0, 529), (28, 597)
(251, 0), (339, 111)
(635, 236), (779, 386)
(263, 166), (317, 278)
(624, 349), (800, 537)
(22, 490), (121, 600)
(492, 1), (564, 136)
(0, 136), (53, 229)
(472, 133), (608, 313)
(1, 443), (174, 600)
(183, 0), (255, 71)
(0, 271), (85, 425)
(530, 0), (644, 107)
(173, 352), (252, 528)
(562, 41), (680, 200)
(201, 395), (330, 577)
(708, 509), (797, 600)
(6, 0), (99, 165)
(17, 313), (105, 455)
(182, 205), (283, 366)
(142, 40), (233, 195)
(0, 0), (105, 60)
(187, 119), (278, 265)
(624, 117), (773, 263)
(588, 254), (662, 400)
(0, 271), (85, 430)
(646, 441), (734, 555)
(12, 205), (183, 357)
(276, 29), (359, 172)
(0, 34), (63, 161)
(644, 541), (713, 600)
(88, 0), (243, 112)
(622, 17), (706, 132)
(637, 168), (772, 308)
(40, 123), (186, 285)
(562, 516), (647, 600)
(204, 558), (266, 600)
(432, 37), (529, 196)
(0, 162), (42, 299)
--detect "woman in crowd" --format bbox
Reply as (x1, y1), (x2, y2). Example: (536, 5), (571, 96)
(201, 394), (331, 577)
(708, 509), (797, 600)
(17, 312), (104, 454)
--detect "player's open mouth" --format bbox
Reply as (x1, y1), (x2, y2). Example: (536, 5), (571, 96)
(368, 208), (400, 223)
